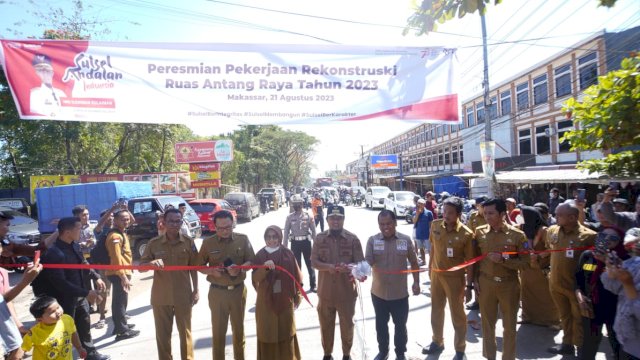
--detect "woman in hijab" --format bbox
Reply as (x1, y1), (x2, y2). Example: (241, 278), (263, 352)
(575, 226), (629, 359)
(522, 206), (560, 327)
(252, 225), (303, 360)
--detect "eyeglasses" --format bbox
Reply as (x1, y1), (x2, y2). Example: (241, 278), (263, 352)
(165, 220), (183, 225)
(216, 225), (233, 231)
(265, 235), (280, 240)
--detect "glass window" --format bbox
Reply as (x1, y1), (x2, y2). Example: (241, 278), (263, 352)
(518, 129), (532, 155)
(451, 125), (457, 133)
(533, 74), (548, 105)
(488, 96), (497, 120)
(516, 82), (529, 111)
(476, 103), (485, 124)
(427, 152), (432, 167)
(459, 145), (464, 163)
(466, 107), (475, 127)
(445, 147), (450, 165)
(452, 146), (458, 164)
(500, 90), (512, 116)
(555, 64), (572, 98)
(444, 125), (449, 135)
(437, 126), (442, 138)
(536, 125), (551, 154)
(438, 149), (444, 166)
(557, 120), (573, 153)
(579, 52), (598, 90)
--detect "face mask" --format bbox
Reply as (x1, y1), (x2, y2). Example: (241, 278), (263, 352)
(265, 245), (280, 254)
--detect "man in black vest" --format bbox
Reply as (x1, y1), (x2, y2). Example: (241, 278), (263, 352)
(32, 217), (111, 360)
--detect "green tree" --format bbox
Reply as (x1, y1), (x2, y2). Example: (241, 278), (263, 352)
(561, 55), (640, 178)
(404, 0), (617, 36)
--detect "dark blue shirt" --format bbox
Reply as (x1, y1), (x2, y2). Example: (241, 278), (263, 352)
(415, 209), (434, 240)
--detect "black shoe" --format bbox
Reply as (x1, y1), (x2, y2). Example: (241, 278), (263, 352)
(466, 301), (479, 310)
(115, 329), (140, 341)
(308, 287), (316, 293)
(373, 353), (388, 360)
(395, 355), (406, 360)
(111, 324), (135, 336)
(322, 356), (333, 360)
(422, 342), (445, 354)
(342, 356), (351, 360)
(85, 352), (111, 360)
(453, 352), (467, 360)
(547, 344), (574, 355)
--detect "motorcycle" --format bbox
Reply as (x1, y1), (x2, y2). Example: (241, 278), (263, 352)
(354, 192), (364, 206)
(344, 194), (353, 206)
(260, 195), (270, 215)
(406, 208), (416, 224)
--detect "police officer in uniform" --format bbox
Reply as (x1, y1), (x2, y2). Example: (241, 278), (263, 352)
(198, 210), (255, 360)
(283, 195), (317, 292)
(311, 205), (365, 360)
(140, 208), (199, 360)
(423, 197), (474, 360)
(538, 202), (596, 356)
(474, 198), (529, 360)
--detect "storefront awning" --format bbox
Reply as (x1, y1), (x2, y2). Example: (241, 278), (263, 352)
(495, 169), (609, 184)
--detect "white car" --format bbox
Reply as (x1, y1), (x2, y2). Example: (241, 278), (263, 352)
(384, 191), (418, 218)
(365, 186), (391, 209)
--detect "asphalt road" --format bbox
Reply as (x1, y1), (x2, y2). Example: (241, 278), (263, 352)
(8, 205), (614, 359)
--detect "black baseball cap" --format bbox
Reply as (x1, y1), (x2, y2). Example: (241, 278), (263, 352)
(0, 211), (14, 220)
(327, 205), (345, 217)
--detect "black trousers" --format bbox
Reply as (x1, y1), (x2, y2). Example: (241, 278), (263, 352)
(372, 294), (409, 357)
(315, 215), (325, 232)
(65, 297), (97, 354)
(580, 316), (620, 360)
(291, 239), (315, 289)
(108, 275), (131, 334)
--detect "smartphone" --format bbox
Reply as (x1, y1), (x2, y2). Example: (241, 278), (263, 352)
(577, 189), (586, 202)
(608, 250), (622, 267)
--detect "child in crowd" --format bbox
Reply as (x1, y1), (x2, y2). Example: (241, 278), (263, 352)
(22, 296), (87, 360)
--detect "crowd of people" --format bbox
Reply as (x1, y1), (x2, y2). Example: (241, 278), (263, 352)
(0, 184), (639, 360)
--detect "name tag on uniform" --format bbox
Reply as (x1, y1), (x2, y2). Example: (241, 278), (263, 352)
(447, 248), (454, 258)
(566, 249), (574, 258)
(273, 279), (282, 294)
(396, 239), (408, 251)
(374, 239), (385, 251)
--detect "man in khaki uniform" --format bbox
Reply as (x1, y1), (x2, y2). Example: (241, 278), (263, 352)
(423, 197), (474, 360)
(311, 205), (365, 360)
(466, 196), (487, 310)
(105, 210), (139, 341)
(365, 210), (420, 360)
(140, 209), (199, 360)
(198, 210), (255, 360)
(474, 198), (529, 360)
(540, 202), (596, 355)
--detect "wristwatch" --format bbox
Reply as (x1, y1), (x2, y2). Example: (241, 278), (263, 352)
(466, 285), (474, 289)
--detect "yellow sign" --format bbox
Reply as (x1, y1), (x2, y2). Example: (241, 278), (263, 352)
(30, 175), (81, 202)
(189, 171), (221, 181)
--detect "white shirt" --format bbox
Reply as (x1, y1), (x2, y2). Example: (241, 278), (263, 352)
(30, 84), (66, 116)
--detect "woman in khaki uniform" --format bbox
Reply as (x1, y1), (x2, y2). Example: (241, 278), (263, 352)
(253, 225), (303, 360)
(520, 206), (559, 327)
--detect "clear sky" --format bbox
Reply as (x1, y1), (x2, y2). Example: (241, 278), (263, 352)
(1, 0), (639, 177)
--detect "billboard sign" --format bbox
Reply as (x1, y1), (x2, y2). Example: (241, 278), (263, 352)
(370, 154), (399, 169)
(175, 140), (233, 163)
(189, 162), (221, 172)
(191, 179), (221, 188)
(0, 40), (458, 125)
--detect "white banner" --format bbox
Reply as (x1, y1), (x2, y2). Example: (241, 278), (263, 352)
(1, 40), (459, 125)
(480, 141), (496, 179)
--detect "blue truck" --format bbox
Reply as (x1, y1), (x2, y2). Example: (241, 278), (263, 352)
(35, 181), (201, 258)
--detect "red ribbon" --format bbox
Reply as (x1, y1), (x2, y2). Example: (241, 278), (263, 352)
(3, 262), (312, 307)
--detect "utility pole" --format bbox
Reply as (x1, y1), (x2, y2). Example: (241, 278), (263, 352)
(480, 6), (492, 142)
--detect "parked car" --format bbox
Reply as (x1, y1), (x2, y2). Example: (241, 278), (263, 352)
(365, 186), (391, 209)
(383, 191), (418, 218)
(188, 199), (237, 233)
(0, 198), (32, 217)
(0, 207), (40, 272)
(127, 196), (202, 259)
(224, 192), (259, 221)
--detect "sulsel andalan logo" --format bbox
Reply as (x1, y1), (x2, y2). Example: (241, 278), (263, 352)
(62, 53), (123, 82)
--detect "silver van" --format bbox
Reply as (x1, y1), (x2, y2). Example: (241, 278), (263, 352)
(224, 192), (260, 221)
